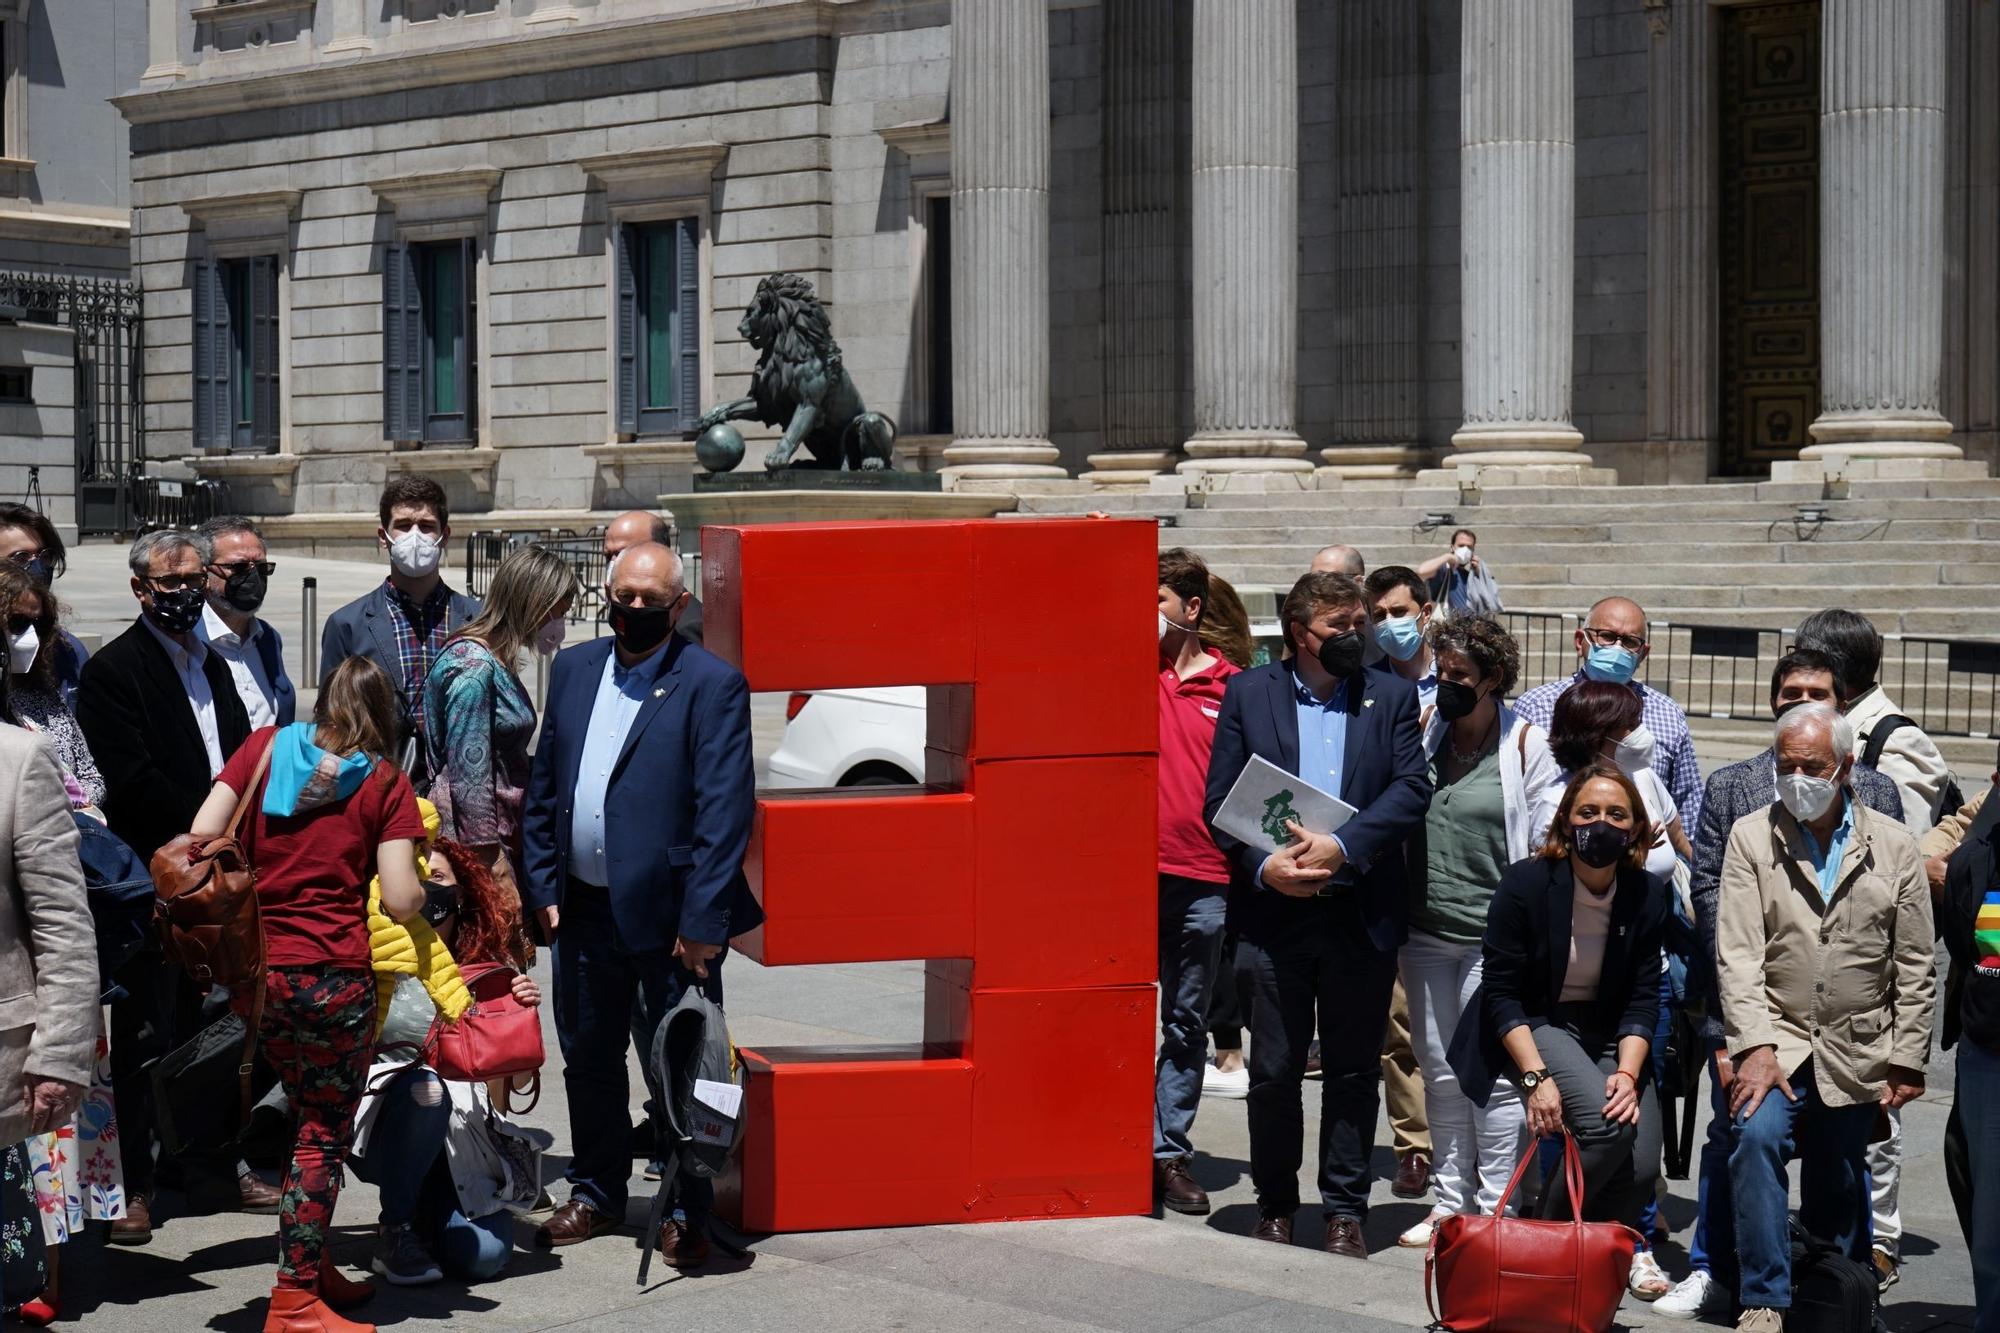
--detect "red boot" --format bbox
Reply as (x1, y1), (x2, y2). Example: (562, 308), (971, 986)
(262, 1286), (375, 1333)
(319, 1263), (376, 1311)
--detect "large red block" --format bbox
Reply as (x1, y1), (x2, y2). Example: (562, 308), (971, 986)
(717, 1046), (974, 1233)
(702, 522), (977, 691)
(739, 789), (976, 965)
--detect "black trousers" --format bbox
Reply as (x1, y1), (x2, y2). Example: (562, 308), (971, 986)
(107, 949), (200, 1196)
(1237, 895), (1398, 1219)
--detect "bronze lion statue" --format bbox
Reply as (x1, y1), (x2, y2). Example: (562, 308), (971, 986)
(693, 272), (896, 472)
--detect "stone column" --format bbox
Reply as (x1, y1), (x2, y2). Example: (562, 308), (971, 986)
(1446, 0), (1599, 479)
(1799, 0), (1979, 477)
(1643, 0), (1718, 484)
(942, 0), (1065, 481)
(141, 0), (186, 83)
(1176, 0), (1314, 481)
(323, 0), (373, 56)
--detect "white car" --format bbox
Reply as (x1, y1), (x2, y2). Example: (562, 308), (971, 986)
(764, 619), (1285, 790)
(763, 686), (927, 788)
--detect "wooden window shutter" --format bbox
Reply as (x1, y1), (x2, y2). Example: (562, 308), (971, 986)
(250, 255), (280, 452)
(382, 240), (422, 440)
(675, 215), (700, 432)
(461, 235), (478, 438)
(615, 223), (638, 436)
(192, 258), (225, 449)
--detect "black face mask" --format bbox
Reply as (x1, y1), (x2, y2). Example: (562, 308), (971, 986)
(1435, 678), (1484, 723)
(148, 586), (206, 635)
(1315, 630), (1366, 681)
(607, 600), (677, 655)
(220, 566), (268, 614)
(1572, 819), (1632, 870)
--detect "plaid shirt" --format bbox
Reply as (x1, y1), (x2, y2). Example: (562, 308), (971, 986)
(1513, 669), (1703, 830)
(384, 579), (453, 736)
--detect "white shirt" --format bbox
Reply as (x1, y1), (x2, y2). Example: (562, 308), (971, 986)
(199, 603), (278, 730)
(142, 615), (224, 777)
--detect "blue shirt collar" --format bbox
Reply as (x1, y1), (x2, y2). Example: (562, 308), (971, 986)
(1289, 665), (1349, 710)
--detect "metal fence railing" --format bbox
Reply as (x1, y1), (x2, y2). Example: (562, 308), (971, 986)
(131, 475), (234, 534)
(1499, 610), (1997, 739)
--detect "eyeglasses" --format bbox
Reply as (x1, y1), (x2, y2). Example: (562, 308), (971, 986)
(1582, 626), (1647, 653)
(210, 560), (277, 578)
(143, 573), (204, 593)
(2, 550), (41, 566)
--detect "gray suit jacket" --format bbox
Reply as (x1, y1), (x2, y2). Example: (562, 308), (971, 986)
(318, 581), (481, 693)
(1690, 746), (1904, 1038)
(0, 728), (98, 1142)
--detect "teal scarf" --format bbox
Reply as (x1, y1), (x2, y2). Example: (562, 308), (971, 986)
(262, 722), (373, 818)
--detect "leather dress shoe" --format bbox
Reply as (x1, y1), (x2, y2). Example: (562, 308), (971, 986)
(1390, 1152), (1431, 1200)
(1250, 1215), (1293, 1245)
(534, 1198), (621, 1248)
(109, 1194), (152, 1246)
(240, 1169), (285, 1215)
(1154, 1156), (1210, 1215)
(1323, 1214), (1369, 1260)
(657, 1217), (711, 1270)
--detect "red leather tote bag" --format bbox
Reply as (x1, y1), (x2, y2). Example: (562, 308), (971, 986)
(1425, 1133), (1642, 1333)
(429, 962), (545, 1084)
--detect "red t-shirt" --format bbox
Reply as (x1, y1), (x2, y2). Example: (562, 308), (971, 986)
(1158, 654), (1241, 884)
(218, 728), (427, 969)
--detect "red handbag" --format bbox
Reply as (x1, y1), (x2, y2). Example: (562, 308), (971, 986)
(429, 962), (545, 1088)
(1425, 1132), (1643, 1333)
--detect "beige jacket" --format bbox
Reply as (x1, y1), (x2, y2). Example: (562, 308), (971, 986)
(1919, 785), (1990, 861)
(1846, 686), (1953, 834)
(1716, 796), (1935, 1109)
(0, 727), (98, 1142)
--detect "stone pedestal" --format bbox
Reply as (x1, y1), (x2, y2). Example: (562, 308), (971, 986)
(1177, 0), (1312, 480)
(1446, 0), (1597, 481)
(941, 0), (1066, 482)
(1799, 0), (1986, 478)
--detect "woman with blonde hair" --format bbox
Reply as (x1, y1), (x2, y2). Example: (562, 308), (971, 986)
(189, 655), (430, 1331)
(423, 545), (576, 895)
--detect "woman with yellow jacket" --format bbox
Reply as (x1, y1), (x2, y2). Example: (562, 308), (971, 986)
(349, 802), (541, 1286)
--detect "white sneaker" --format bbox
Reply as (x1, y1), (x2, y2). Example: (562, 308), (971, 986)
(1628, 1249), (1671, 1300)
(1397, 1212), (1448, 1249)
(1201, 1062), (1249, 1099)
(1652, 1269), (1726, 1319)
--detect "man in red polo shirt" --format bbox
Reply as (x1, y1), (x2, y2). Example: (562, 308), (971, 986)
(1155, 548), (1241, 1216)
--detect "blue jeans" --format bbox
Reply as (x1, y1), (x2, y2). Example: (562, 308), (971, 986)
(1960, 1040), (2000, 1333)
(1154, 874), (1226, 1160)
(1728, 1060), (1875, 1310)
(1685, 1045), (1739, 1293)
(552, 880), (722, 1219)
(350, 1068), (513, 1282)
(1634, 973), (1673, 1244)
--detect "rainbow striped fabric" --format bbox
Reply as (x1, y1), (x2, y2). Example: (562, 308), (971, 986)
(1978, 889), (2000, 970)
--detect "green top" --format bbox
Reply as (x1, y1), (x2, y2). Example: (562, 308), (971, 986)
(1412, 744), (1509, 946)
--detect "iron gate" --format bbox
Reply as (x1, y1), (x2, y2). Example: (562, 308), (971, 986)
(0, 272), (144, 536)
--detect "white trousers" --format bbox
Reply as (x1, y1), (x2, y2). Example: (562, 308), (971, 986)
(1869, 1106), (1901, 1256)
(1400, 931), (1527, 1216)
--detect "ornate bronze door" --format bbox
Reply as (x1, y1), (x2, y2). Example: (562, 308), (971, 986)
(1719, 1), (1821, 475)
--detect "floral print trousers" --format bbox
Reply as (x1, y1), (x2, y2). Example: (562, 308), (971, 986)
(258, 966), (374, 1290)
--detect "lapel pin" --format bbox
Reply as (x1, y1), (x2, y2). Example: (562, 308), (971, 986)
(654, 687), (666, 698)
(1363, 698), (1375, 709)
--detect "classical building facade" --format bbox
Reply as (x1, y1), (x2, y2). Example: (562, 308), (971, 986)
(117, 0), (1997, 524)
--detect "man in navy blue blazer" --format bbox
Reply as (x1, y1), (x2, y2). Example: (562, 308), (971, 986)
(1204, 570), (1431, 1258)
(519, 542), (759, 1267)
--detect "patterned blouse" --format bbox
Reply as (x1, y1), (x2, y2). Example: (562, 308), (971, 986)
(11, 683), (106, 809)
(421, 638), (535, 862)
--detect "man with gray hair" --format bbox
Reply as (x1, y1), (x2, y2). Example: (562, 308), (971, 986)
(195, 516), (294, 729)
(76, 528), (261, 1242)
(1715, 702), (1935, 1333)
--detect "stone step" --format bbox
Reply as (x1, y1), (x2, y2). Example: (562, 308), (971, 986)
(1190, 495), (2000, 524)
(1173, 538), (2000, 568)
(1498, 582), (1968, 612)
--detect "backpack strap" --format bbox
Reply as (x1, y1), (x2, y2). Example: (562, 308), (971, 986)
(1860, 714), (1917, 773)
(225, 736), (276, 844)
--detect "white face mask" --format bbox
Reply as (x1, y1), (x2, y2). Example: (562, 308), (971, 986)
(1159, 610), (1196, 643)
(1612, 723), (1656, 774)
(1455, 545), (1474, 567)
(1778, 772), (1840, 823)
(534, 617), (567, 656)
(387, 529), (444, 579)
(6, 624), (37, 675)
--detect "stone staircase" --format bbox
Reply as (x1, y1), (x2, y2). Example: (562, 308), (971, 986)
(1022, 476), (2000, 769)
(1021, 477), (2000, 638)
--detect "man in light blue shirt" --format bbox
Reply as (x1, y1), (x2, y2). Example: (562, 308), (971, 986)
(569, 652), (654, 887)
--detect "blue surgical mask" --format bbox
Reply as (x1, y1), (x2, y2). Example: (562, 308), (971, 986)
(1373, 615), (1425, 663)
(1583, 643), (1640, 685)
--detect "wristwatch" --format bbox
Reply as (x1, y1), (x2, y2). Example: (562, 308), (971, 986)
(1519, 1068), (1553, 1091)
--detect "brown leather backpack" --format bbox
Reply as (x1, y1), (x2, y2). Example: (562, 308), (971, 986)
(148, 737), (273, 1116)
